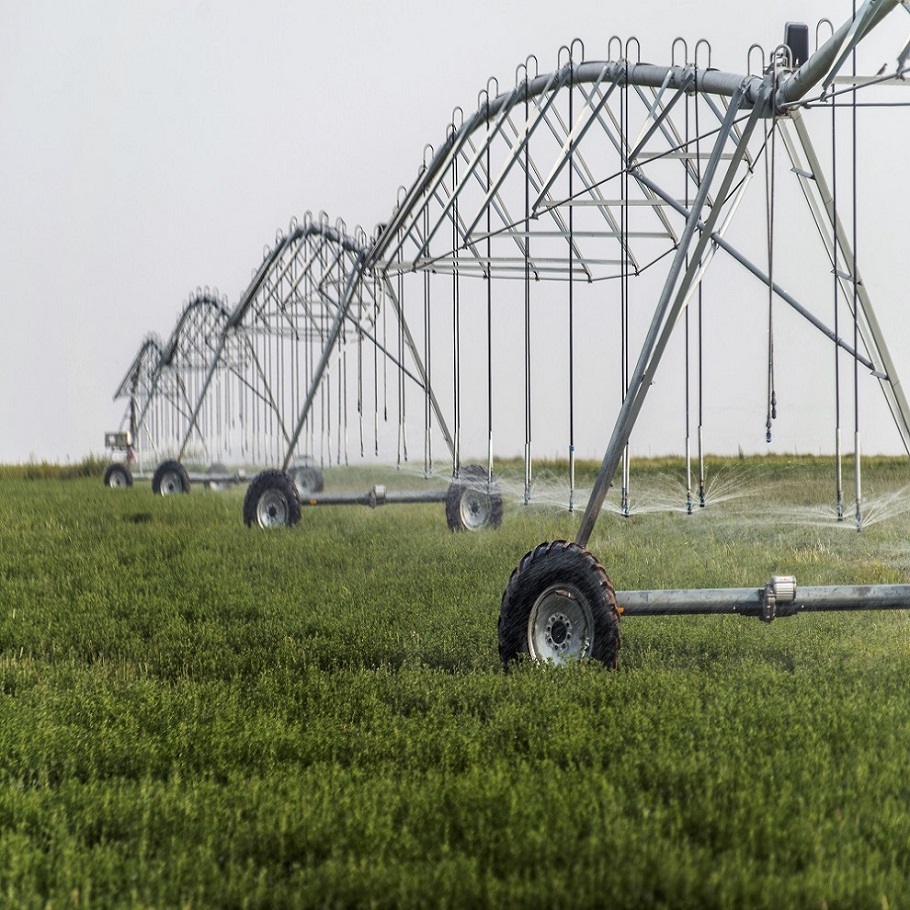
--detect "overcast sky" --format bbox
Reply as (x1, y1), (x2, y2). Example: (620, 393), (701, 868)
(1, 0), (908, 464)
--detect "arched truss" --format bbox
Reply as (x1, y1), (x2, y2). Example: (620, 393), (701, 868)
(113, 333), (164, 469)
(280, 0), (909, 524)
(119, 1), (910, 527)
(174, 213), (447, 469)
(114, 291), (231, 467)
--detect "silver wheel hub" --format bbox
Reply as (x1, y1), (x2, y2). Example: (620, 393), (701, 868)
(160, 472), (182, 495)
(292, 469), (313, 495)
(109, 471), (127, 488)
(528, 583), (594, 664)
(460, 487), (491, 530)
(257, 489), (289, 528)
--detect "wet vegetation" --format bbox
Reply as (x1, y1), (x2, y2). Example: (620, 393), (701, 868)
(1, 456), (910, 907)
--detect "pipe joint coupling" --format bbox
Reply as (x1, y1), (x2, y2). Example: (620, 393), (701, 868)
(762, 575), (797, 622)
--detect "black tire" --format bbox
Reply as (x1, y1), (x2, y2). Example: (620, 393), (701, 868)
(243, 470), (301, 528)
(151, 460), (191, 495)
(290, 462), (324, 496)
(498, 540), (621, 669)
(103, 462), (133, 488)
(445, 464), (503, 531)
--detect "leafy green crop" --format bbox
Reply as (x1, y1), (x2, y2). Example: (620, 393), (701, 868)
(0, 459), (909, 907)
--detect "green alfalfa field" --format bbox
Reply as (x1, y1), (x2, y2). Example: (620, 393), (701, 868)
(2, 456), (910, 908)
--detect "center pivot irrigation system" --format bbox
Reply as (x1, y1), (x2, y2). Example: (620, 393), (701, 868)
(108, 1), (910, 664)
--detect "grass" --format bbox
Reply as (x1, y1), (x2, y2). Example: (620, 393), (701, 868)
(0, 456), (107, 482)
(1, 457), (910, 907)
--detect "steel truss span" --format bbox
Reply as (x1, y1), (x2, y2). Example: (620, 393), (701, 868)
(356, 0), (910, 526)
(116, 1), (910, 528)
(115, 205), (464, 485)
(114, 292), (230, 473)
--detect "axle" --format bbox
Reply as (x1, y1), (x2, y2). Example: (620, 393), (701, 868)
(298, 485), (448, 508)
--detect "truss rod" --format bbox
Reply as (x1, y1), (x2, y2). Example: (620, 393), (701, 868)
(381, 274), (455, 462)
(786, 108), (910, 454)
(635, 171), (877, 374)
(576, 84), (760, 548)
(281, 262), (367, 471)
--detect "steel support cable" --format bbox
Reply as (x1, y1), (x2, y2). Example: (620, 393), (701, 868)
(357, 300), (364, 457)
(397, 270), (407, 465)
(621, 62), (631, 518)
(338, 328), (344, 464)
(832, 90), (844, 520)
(764, 114), (778, 444)
(851, 21), (863, 531)
(486, 97), (494, 480)
(319, 244), (328, 467)
(568, 59), (577, 512)
(381, 275), (388, 425)
(684, 82), (693, 514)
(240, 336), (247, 459)
(373, 287), (379, 458)
(286, 256), (298, 460)
(254, 330), (261, 466)
(306, 272), (313, 458)
(326, 261), (335, 466)
(696, 72), (706, 507)
(282, 262), (291, 466)
(452, 148), (462, 476)
(524, 78), (533, 504)
(273, 269), (281, 464)
(424, 205), (433, 477)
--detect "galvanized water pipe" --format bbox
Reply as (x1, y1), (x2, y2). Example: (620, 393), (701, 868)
(617, 576), (910, 621)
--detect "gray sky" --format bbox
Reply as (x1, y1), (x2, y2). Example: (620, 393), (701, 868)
(1, 0), (908, 464)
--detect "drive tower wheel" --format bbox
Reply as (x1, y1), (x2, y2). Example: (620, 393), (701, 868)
(243, 470), (301, 528)
(103, 462), (133, 488)
(498, 540), (621, 669)
(290, 457), (324, 496)
(445, 464), (503, 531)
(151, 460), (190, 495)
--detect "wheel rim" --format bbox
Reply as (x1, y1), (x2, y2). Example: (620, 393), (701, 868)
(256, 488), (289, 527)
(527, 583), (594, 663)
(460, 487), (491, 530)
(160, 471), (183, 495)
(293, 469), (313, 495)
(108, 470), (127, 488)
